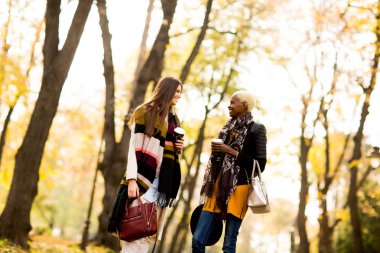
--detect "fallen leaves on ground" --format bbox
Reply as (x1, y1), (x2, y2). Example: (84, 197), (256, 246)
(0, 237), (115, 253)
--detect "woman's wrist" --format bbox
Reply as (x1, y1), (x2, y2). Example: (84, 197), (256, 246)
(127, 178), (137, 184)
(229, 147), (239, 157)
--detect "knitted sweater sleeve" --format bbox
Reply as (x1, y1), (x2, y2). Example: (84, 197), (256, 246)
(125, 123), (138, 180)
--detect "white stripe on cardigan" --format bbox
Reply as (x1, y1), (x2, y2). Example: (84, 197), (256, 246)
(125, 123), (165, 185)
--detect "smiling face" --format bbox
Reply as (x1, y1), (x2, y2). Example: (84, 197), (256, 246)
(172, 85), (182, 105)
(228, 95), (247, 118)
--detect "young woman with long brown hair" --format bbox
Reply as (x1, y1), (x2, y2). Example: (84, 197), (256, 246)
(117, 76), (184, 252)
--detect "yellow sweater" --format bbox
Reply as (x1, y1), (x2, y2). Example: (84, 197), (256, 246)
(203, 176), (249, 220)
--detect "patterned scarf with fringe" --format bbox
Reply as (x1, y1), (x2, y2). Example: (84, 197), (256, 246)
(200, 112), (253, 211)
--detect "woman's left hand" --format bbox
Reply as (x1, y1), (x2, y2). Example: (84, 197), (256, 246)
(174, 139), (184, 152)
(212, 142), (238, 157)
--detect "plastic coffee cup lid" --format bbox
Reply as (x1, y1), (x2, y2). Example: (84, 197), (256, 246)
(174, 127), (185, 135)
(211, 138), (223, 143)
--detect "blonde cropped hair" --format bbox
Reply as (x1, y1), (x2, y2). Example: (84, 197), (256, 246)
(232, 91), (255, 111)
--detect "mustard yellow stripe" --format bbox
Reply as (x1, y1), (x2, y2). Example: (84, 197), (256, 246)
(163, 154), (175, 159)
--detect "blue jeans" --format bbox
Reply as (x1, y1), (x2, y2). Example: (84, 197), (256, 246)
(192, 211), (242, 253)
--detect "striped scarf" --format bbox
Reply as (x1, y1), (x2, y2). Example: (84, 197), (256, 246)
(133, 107), (181, 206)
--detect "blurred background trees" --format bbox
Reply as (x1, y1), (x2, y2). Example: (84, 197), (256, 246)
(0, 0), (380, 252)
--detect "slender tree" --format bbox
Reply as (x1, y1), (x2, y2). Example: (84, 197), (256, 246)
(0, 0), (15, 165)
(347, 1), (380, 251)
(91, 0), (120, 249)
(179, 0), (213, 83)
(0, 19), (43, 168)
(290, 48), (319, 253)
(316, 58), (351, 253)
(132, 0), (155, 85)
(0, 0), (93, 248)
(289, 7), (334, 251)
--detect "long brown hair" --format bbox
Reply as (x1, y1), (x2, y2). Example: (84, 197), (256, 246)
(129, 77), (182, 137)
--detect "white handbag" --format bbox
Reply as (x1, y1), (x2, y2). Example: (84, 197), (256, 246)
(246, 159), (271, 214)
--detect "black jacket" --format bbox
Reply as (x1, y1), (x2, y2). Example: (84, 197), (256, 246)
(235, 122), (267, 185)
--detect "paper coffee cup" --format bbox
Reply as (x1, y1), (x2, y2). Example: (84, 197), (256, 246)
(211, 138), (223, 143)
(174, 127), (185, 140)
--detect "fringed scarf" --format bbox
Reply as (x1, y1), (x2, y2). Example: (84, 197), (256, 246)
(134, 107), (181, 207)
(200, 112), (253, 212)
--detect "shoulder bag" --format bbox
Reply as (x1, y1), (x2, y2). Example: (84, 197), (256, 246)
(246, 159), (271, 214)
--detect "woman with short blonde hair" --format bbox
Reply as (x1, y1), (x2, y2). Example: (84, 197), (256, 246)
(192, 91), (267, 253)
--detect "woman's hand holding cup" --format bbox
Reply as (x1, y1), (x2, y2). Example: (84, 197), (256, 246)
(211, 138), (223, 153)
(174, 127), (185, 153)
(211, 138), (238, 157)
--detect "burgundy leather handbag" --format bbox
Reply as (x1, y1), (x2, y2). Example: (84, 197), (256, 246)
(118, 197), (157, 241)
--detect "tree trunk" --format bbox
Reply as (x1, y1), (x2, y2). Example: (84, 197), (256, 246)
(0, 0), (93, 248)
(318, 197), (333, 253)
(0, 105), (14, 167)
(318, 112), (333, 253)
(317, 115), (333, 253)
(347, 2), (380, 252)
(132, 0), (154, 84)
(127, 0), (178, 114)
(348, 167), (364, 253)
(296, 67), (320, 253)
(179, 0), (213, 83)
(96, 0), (116, 169)
(297, 138), (310, 253)
(93, 0), (120, 249)
(97, 161), (124, 249)
(316, 59), (341, 253)
(95, 0), (178, 247)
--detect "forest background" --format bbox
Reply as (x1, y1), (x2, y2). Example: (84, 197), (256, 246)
(0, 0), (380, 253)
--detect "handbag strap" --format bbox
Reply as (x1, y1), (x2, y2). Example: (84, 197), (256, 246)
(125, 197), (143, 216)
(251, 159), (263, 180)
(243, 159), (262, 182)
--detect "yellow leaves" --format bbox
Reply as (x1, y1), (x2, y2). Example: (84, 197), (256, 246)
(335, 208), (350, 221)
(349, 159), (359, 169)
(344, 3), (376, 33)
(308, 142), (325, 176)
(0, 55), (28, 105)
(317, 191), (323, 200)
(367, 188), (380, 198)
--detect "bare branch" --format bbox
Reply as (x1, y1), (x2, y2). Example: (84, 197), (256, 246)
(348, 3), (376, 16)
(357, 165), (376, 190)
(180, 0), (213, 83)
(171, 27), (200, 37)
(208, 26), (238, 36)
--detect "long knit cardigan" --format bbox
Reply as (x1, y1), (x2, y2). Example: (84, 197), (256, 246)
(108, 107), (180, 234)
(125, 107), (168, 189)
